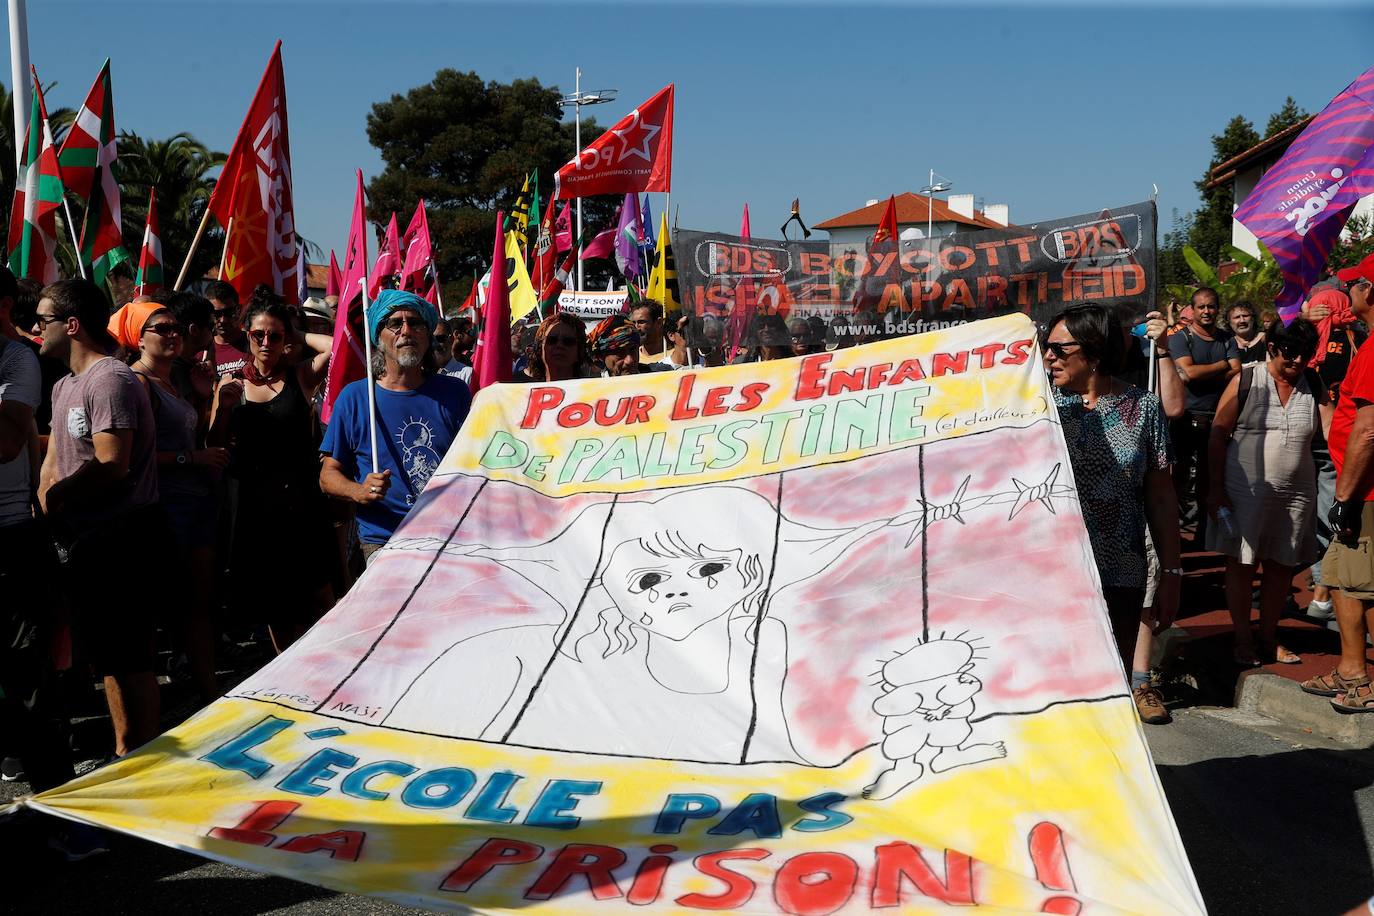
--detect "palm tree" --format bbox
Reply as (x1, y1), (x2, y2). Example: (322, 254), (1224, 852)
(116, 131), (226, 285)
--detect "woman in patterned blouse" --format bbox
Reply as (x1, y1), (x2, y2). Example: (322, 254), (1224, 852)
(1044, 304), (1182, 724)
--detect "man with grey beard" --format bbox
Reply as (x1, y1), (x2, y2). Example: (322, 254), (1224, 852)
(320, 289), (471, 564)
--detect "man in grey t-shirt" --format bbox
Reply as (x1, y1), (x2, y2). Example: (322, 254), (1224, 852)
(34, 279), (163, 758)
(1166, 287), (1240, 539)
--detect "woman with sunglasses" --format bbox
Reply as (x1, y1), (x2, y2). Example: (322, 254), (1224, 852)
(109, 300), (229, 703)
(514, 312), (592, 382)
(1044, 304), (1181, 725)
(1207, 318), (1330, 667)
(209, 287), (336, 653)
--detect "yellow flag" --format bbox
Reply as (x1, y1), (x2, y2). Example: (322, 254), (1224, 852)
(505, 231), (540, 324)
(646, 212), (681, 311)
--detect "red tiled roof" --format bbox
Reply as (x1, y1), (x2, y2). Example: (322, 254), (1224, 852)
(201, 262), (331, 290)
(815, 192), (1005, 231)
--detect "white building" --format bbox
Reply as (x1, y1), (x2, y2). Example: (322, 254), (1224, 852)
(814, 192), (1009, 251)
(1209, 116), (1374, 258)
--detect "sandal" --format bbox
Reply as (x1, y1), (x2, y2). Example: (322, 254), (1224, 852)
(1332, 682), (1374, 714)
(1232, 646), (1261, 667)
(1258, 640), (1301, 665)
(1301, 668), (1371, 697)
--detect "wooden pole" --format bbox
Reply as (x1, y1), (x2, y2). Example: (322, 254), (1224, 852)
(173, 208), (213, 290)
(218, 217), (234, 280)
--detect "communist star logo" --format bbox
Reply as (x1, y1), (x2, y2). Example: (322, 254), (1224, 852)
(612, 107), (660, 164)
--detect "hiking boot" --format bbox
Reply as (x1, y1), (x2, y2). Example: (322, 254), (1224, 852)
(1133, 684), (1171, 725)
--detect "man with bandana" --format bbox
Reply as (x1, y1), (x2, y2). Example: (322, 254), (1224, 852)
(320, 290), (471, 564)
(588, 314), (670, 377)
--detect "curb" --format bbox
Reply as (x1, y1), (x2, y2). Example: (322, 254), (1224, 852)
(1235, 670), (1374, 743)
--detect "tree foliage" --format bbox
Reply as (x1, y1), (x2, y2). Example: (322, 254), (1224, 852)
(115, 131), (226, 286)
(1187, 114), (1261, 270)
(1265, 96), (1309, 138)
(364, 70), (616, 305)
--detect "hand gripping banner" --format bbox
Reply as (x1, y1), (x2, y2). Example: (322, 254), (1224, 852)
(18, 315), (1203, 914)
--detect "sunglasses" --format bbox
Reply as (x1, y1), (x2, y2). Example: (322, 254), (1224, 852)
(432, 334), (450, 344)
(144, 322), (183, 337)
(249, 329), (285, 345)
(1272, 343), (1311, 361)
(383, 315), (428, 332)
(1043, 341), (1083, 360)
(545, 334), (580, 347)
(32, 312), (69, 329)
(212, 308), (237, 319)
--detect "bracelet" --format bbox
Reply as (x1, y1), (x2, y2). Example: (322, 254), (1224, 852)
(1162, 567), (1183, 576)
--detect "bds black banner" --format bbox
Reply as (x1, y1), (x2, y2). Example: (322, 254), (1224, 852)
(672, 200), (1156, 346)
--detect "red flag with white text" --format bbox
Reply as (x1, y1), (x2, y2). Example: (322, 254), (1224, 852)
(321, 172), (369, 424)
(556, 85), (673, 199)
(206, 41), (300, 303)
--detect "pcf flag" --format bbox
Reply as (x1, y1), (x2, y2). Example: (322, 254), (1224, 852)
(21, 315), (1203, 914)
(1234, 65), (1374, 321)
(556, 85), (673, 199)
(206, 41), (301, 304)
(134, 189), (163, 297)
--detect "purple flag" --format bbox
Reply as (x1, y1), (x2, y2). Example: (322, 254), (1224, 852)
(640, 196), (655, 251)
(1235, 66), (1374, 321)
(615, 192), (642, 278)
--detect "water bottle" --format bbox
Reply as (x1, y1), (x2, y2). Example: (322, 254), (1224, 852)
(1215, 506), (1237, 539)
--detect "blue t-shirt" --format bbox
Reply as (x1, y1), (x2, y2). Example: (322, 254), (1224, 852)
(322, 374), (471, 543)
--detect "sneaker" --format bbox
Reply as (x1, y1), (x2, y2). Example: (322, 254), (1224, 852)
(0, 757), (25, 782)
(1132, 684), (1171, 725)
(47, 823), (109, 862)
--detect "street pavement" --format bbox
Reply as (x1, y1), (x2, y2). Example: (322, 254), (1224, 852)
(2, 707), (1371, 914)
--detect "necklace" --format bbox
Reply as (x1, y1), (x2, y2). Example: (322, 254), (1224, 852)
(135, 358), (170, 383)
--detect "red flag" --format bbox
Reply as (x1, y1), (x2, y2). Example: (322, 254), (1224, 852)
(326, 250), (341, 298)
(531, 194), (557, 295)
(871, 195), (898, 249)
(726, 204), (757, 362)
(740, 203), (752, 238)
(400, 201), (434, 292)
(457, 277), (478, 320)
(556, 85), (673, 199)
(368, 213), (400, 297)
(581, 227), (616, 261)
(206, 42), (300, 303)
(321, 171), (370, 424)
(554, 202), (572, 253)
(472, 212), (513, 393)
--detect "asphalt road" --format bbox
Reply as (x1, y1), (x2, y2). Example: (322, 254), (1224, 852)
(1, 708), (1371, 914)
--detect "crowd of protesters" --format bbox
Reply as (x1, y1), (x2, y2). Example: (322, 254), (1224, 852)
(5, 252), (1374, 859)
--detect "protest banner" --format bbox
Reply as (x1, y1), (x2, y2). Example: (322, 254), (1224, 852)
(558, 289), (629, 319)
(674, 200), (1156, 348)
(21, 315), (1201, 913)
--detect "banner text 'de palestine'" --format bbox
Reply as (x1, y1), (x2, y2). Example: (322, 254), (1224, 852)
(446, 315), (1047, 495)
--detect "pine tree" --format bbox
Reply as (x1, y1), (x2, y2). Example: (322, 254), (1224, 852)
(1187, 115), (1261, 269)
(1265, 96), (1309, 138)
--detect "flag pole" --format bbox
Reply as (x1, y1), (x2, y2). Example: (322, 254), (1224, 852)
(8, 0), (29, 172)
(358, 277), (379, 475)
(59, 198), (86, 279)
(218, 217), (234, 279)
(174, 208), (213, 290)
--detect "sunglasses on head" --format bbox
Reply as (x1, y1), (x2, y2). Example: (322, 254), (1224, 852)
(144, 322), (183, 338)
(249, 329), (284, 345)
(1043, 341), (1083, 360)
(383, 315), (427, 333)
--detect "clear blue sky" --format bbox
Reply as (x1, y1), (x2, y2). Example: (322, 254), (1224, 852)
(20, 1), (1374, 261)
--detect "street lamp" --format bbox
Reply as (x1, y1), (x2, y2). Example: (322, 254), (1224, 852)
(920, 170), (952, 243)
(560, 70), (617, 291)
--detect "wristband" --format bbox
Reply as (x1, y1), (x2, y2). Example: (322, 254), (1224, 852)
(1162, 568), (1183, 576)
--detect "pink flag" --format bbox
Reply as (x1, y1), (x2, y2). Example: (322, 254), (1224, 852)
(472, 211), (513, 393)
(321, 171), (370, 424)
(555, 202), (572, 253)
(581, 226), (616, 261)
(326, 250), (341, 298)
(740, 202), (751, 238)
(368, 212), (400, 297)
(400, 200), (434, 292)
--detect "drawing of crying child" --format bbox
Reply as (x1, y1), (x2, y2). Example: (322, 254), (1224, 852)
(863, 634), (1007, 800)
